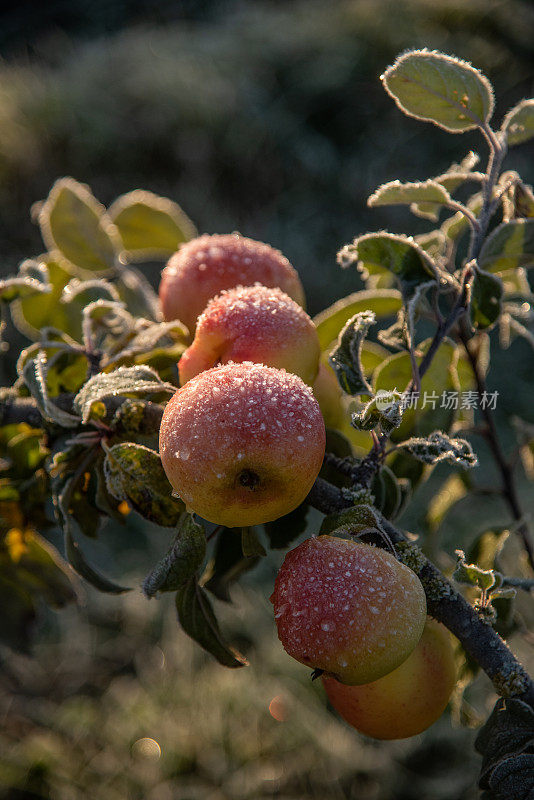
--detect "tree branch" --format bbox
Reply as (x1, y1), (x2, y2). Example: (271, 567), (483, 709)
(306, 477), (534, 707)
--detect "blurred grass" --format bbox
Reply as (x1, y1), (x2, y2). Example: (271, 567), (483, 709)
(1, 580), (488, 800)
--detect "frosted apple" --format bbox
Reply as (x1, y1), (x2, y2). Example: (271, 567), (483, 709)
(160, 233), (305, 333)
(159, 362), (325, 527)
(178, 284), (320, 386)
(322, 618), (457, 739)
(271, 536), (426, 685)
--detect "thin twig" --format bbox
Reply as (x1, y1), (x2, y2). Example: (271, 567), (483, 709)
(460, 326), (534, 569)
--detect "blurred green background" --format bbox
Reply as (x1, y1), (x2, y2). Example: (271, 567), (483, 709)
(1, 1), (534, 798)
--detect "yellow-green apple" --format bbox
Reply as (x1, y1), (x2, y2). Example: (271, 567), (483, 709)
(159, 362), (325, 527)
(312, 355), (373, 454)
(160, 233), (305, 333)
(178, 284), (320, 386)
(322, 618), (457, 739)
(271, 536), (426, 684)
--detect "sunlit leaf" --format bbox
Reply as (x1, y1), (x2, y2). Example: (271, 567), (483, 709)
(502, 99), (534, 146)
(108, 189), (197, 260)
(381, 49), (494, 132)
(39, 177), (122, 274)
(313, 289), (402, 350)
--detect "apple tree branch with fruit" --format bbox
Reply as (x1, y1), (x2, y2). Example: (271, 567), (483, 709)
(1, 50), (534, 797)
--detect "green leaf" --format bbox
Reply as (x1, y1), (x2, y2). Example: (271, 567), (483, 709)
(414, 230), (447, 259)
(11, 258), (76, 341)
(381, 49), (494, 133)
(241, 526), (267, 558)
(453, 549), (496, 590)
(23, 352), (81, 428)
(320, 504), (383, 536)
(108, 189), (197, 260)
(143, 513), (206, 596)
(74, 365), (176, 423)
(64, 528), (129, 594)
(204, 527), (260, 602)
(104, 442), (185, 527)
(368, 179), (451, 222)
(39, 178), (121, 274)
(176, 578), (247, 667)
(479, 219), (534, 272)
(0, 259), (51, 304)
(470, 269), (503, 329)
(114, 265), (161, 321)
(400, 431), (477, 467)
(338, 233), (437, 299)
(476, 698), (534, 799)
(502, 99), (534, 146)
(372, 465), (403, 520)
(106, 319), (188, 369)
(313, 289), (402, 350)
(328, 311), (375, 395)
(442, 194), (482, 242)
(352, 391), (404, 434)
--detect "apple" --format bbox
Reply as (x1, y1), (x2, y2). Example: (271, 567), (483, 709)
(271, 535), (426, 685)
(322, 618), (457, 739)
(159, 233), (305, 333)
(178, 284), (320, 386)
(159, 362), (325, 527)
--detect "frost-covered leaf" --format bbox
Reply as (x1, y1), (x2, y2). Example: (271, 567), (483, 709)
(81, 300), (134, 353)
(479, 219), (534, 272)
(381, 49), (494, 132)
(39, 178), (121, 274)
(352, 391), (404, 434)
(313, 289), (401, 350)
(442, 194), (483, 242)
(414, 230), (447, 259)
(329, 311), (375, 395)
(108, 189), (197, 260)
(476, 698), (534, 800)
(502, 99), (534, 147)
(104, 442), (185, 527)
(10, 258), (76, 341)
(0, 260), (51, 303)
(176, 578), (247, 667)
(107, 319), (188, 369)
(453, 549), (497, 590)
(23, 352), (81, 428)
(143, 513), (205, 596)
(320, 504), (383, 537)
(470, 269), (503, 329)
(114, 265), (161, 321)
(368, 179), (451, 222)
(400, 431), (477, 467)
(338, 233), (437, 299)
(74, 366), (175, 423)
